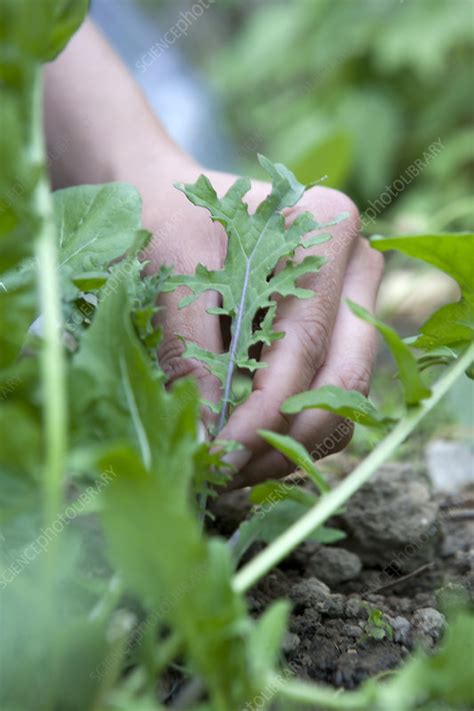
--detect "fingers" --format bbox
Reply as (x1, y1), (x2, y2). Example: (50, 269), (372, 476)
(153, 175), (269, 419)
(220, 187), (360, 461)
(235, 238), (384, 486)
(148, 205), (227, 419)
(158, 287), (224, 415)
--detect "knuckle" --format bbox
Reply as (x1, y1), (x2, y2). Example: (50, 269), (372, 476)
(334, 359), (373, 396)
(159, 337), (210, 384)
(297, 315), (332, 373)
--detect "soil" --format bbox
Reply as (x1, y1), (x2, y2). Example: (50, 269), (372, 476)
(209, 461), (474, 691)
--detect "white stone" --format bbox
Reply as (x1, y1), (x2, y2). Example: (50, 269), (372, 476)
(425, 439), (474, 494)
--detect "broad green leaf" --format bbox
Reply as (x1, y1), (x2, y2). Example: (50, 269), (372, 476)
(72, 271), (109, 291)
(414, 300), (474, 350)
(371, 233), (474, 302)
(282, 384), (390, 428)
(0, 529), (111, 711)
(0, 276), (36, 369)
(372, 233), (474, 354)
(258, 430), (330, 493)
(54, 184), (145, 274)
(250, 479), (317, 508)
(0, 0), (88, 65)
(164, 155), (340, 420)
(71, 280), (181, 468)
(347, 300), (431, 405)
(100, 447), (259, 707)
(233, 498), (345, 561)
(0, 402), (40, 477)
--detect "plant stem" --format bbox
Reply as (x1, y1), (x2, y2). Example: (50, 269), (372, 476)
(233, 342), (474, 593)
(217, 217), (272, 432)
(32, 69), (67, 526)
(217, 274), (248, 432)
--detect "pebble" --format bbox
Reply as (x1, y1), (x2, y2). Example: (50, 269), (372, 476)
(305, 545), (362, 586)
(425, 439), (474, 494)
(386, 615), (411, 645)
(411, 607), (446, 648)
(342, 463), (439, 572)
(325, 593), (346, 618)
(343, 624), (363, 638)
(291, 577), (332, 612)
(345, 596), (369, 620)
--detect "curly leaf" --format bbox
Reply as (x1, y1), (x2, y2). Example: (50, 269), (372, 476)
(164, 155), (342, 424)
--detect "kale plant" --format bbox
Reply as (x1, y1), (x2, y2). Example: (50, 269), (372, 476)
(164, 156), (344, 430)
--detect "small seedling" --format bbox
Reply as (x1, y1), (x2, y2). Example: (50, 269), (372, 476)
(362, 606), (394, 642)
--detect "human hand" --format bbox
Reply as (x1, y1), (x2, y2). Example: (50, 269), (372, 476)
(138, 157), (383, 486)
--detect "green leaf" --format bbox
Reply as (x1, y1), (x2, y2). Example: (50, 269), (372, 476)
(233, 498), (345, 561)
(0, 402), (41, 478)
(282, 384), (390, 428)
(0, 0), (88, 64)
(371, 233), (474, 302)
(164, 155), (342, 424)
(71, 280), (180, 466)
(54, 184), (145, 274)
(100, 445), (260, 707)
(372, 234), (474, 355)
(258, 430), (330, 493)
(0, 529), (111, 711)
(72, 271), (110, 291)
(414, 300), (474, 351)
(347, 299), (431, 405)
(248, 600), (290, 679)
(0, 275), (36, 369)
(250, 479), (317, 508)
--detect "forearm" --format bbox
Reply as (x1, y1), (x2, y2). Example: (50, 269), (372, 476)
(44, 19), (192, 190)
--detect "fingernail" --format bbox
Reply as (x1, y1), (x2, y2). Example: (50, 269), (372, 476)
(222, 447), (252, 471)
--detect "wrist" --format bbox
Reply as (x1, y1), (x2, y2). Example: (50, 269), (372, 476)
(109, 124), (200, 190)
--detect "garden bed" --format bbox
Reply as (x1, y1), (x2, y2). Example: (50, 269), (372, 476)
(211, 460), (474, 692)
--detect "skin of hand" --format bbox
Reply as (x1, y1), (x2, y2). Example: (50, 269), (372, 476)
(44, 20), (384, 487)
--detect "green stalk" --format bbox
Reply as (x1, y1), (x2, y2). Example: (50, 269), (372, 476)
(32, 68), (67, 526)
(233, 342), (474, 593)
